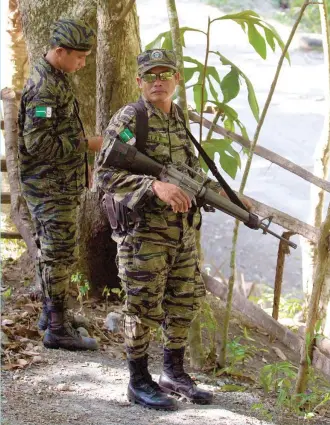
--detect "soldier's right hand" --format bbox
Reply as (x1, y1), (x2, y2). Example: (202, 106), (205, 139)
(152, 181), (191, 213)
(87, 136), (103, 152)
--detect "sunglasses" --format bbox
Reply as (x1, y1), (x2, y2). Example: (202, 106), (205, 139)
(141, 71), (175, 83)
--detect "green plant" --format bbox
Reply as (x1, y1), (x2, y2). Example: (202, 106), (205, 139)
(71, 272), (90, 309)
(110, 287), (126, 301)
(146, 10), (287, 179)
(260, 361), (297, 394)
(259, 361), (330, 416)
(200, 300), (218, 359)
(102, 286), (111, 313)
(2, 287), (12, 299)
(227, 336), (257, 369)
(251, 403), (273, 421)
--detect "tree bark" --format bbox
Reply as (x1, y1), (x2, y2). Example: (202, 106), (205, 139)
(78, 0), (141, 294)
(1, 88), (36, 258)
(8, 0), (29, 90)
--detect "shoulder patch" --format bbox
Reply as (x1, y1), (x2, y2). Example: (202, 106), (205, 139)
(35, 106), (52, 118)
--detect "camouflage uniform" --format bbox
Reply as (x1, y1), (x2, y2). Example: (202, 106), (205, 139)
(97, 52), (220, 360)
(18, 20), (94, 311)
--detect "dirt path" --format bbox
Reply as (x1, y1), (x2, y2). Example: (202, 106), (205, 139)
(2, 345), (274, 425)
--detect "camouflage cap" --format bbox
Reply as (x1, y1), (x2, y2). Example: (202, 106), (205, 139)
(137, 49), (178, 76)
(50, 18), (95, 51)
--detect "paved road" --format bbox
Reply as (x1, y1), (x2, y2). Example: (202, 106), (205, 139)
(136, 0), (327, 294)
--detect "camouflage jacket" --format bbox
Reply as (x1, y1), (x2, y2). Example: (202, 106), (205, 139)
(18, 56), (88, 198)
(97, 97), (220, 246)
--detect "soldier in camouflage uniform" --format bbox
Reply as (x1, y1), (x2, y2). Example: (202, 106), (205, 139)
(18, 18), (102, 351)
(97, 49), (221, 410)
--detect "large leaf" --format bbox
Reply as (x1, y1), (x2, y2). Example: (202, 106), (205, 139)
(209, 101), (238, 121)
(264, 27), (276, 52)
(207, 75), (219, 102)
(247, 23), (267, 59)
(206, 66), (222, 102)
(200, 138), (241, 179)
(206, 66), (221, 85)
(212, 10), (261, 23)
(184, 66), (198, 84)
(221, 68), (240, 103)
(259, 21), (290, 64)
(179, 26), (206, 42)
(212, 51), (259, 121)
(193, 77), (207, 113)
(145, 30), (173, 50)
(211, 10), (289, 64)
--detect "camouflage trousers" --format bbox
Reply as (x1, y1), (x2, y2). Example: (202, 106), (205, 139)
(24, 193), (79, 305)
(117, 224), (206, 360)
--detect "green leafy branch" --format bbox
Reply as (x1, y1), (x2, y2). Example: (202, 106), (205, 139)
(146, 10), (288, 180)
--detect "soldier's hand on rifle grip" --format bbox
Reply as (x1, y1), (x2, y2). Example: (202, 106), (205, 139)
(152, 181), (192, 213)
(219, 188), (253, 211)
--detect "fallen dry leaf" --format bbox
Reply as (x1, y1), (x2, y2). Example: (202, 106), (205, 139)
(17, 358), (29, 367)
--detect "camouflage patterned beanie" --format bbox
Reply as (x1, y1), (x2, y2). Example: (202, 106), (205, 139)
(137, 49), (178, 76)
(50, 18), (95, 51)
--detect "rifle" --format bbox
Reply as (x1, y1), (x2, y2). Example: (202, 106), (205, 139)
(105, 140), (297, 249)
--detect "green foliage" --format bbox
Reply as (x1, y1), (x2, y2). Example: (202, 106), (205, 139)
(200, 138), (241, 179)
(2, 287), (12, 299)
(227, 336), (257, 368)
(260, 361), (297, 394)
(71, 272), (90, 306)
(251, 403), (273, 421)
(249, 286), (303, 319)
(200, 300), (218, 357)
(147, 10), (287, 180)
(276, 0), (330, 34)
(259, 361), (330, 416)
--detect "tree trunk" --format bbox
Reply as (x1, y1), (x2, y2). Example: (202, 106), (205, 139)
(301, 1), (330, 328)
(1, 88), (36, 258)
(8, 0), (29, 90)
(78, 0), (141, 295)
(17, 0), (141, 295)
(296, 203), (330, 394)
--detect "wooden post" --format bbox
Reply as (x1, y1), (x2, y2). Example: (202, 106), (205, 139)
(272, 231), (295, 320)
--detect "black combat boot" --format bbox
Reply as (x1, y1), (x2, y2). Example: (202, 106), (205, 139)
(37, 298), (85, 331)
(159, 347), (213, 404)
(43, 301), (98, 351)
(127, 355), (178, 411)
(37, 299), (49, 331)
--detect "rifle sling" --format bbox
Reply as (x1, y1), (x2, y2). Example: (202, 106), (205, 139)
(130, 98), (247, 212)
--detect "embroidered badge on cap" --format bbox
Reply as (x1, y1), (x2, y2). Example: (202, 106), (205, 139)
(150, 50), (163, 60)
(35, 106), (52, 118)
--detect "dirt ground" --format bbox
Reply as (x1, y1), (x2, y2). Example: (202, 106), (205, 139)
(2, 263), (330, 425)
